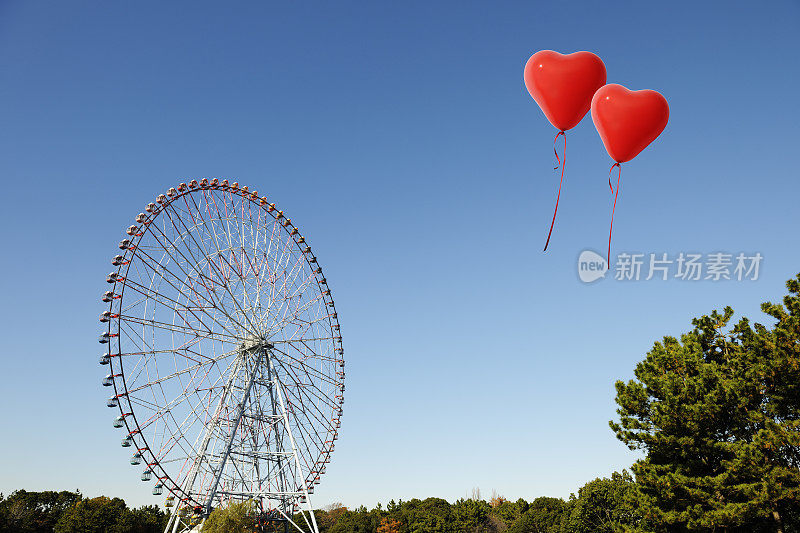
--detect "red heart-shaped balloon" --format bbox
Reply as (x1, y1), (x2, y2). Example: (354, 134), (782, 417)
(524, 50), (607, 132)
(591, 84), (669, 163)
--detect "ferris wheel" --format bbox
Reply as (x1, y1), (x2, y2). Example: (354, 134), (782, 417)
(98, 179), (344, 533)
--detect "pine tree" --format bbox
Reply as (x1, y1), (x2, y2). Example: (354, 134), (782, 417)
(610, 274), (800, 531)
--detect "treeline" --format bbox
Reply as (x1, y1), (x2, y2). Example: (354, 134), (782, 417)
(0, 478), (645, 533)
(303, 474), (643, 533)
(0, 490), (167, 533)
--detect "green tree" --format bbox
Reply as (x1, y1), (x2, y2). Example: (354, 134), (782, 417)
(405, 498), (454, 533)
(562, 472), (645, 533)
(318, 503), (348, 532)
(507, 497), (565, 533)
(203, 500), (256, 533)
(491, 498), (526, 528)
(116, 505), (169, 533)
(54, 496), (128, 533)
(452, 497), (490, 532)
(0, 490), (81, 533)
(610, 274), (800, 532)
(327, 505), (379, 533)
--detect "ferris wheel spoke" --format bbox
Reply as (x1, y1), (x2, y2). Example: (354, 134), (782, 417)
(137, 237), (217, 311)
(269, 290), (327, 334)
(237, 222), (265, 285)
(283, 293), (326, 324)
(119, 318), (224, 369)
(280, 339), (337, 366)
(282, 392), (336, 451)
(122, 258), (230, 332)
(270, 345), (337, 387)
(176, 344), (230, 368)
(281, 317), (335, 344)
(281, 358), (337, 391)
(282, 383), (338, 435)
(117, 319), (160, 378)
(289, 415), (324, 481)
(118, 348), (184, 358)
(140, 216), (223, 304)
(183, 195), (262, 336)
(252, 239), (276, 316)
(260, 226), (300, 327)
(275, 398), (318, 475)
(268, 266), (317, 333)
(143, 212), (247, 332)
(285, 265), (319, 303)
(133, 362), (230, 421)
(155, 211), (257, 340)
(283, 361), (340, 394)
(168, 389), (230, 469)
(122, 260), (157, 314)
(138, 387), (203, 444)
(271, 337), (340, 349)
(203, 191), (240, 270)
(259, 215), (281, 281)
(125, 347), (237, 397)
(215, 192), (250, 283)
(163, 197), (226, 283)
(119, 314), (242, 344)
(271, 251), (308, 306)
(120, 276), (242, 342)
(246, 246), (278, 331)
(274, 359), (338, 427)
(249, 202), (268, 293)
(280, 320), (331, 348)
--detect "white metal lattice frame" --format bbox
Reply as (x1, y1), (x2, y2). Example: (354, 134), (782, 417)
(98, 179), (344, 532)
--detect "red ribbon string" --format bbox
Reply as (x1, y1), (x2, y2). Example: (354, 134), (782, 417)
(607, 162), (622, 268)
(543, 130), (566, 251)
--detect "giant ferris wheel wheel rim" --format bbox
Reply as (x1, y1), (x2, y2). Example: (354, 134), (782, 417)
(98, 178), (344, 518)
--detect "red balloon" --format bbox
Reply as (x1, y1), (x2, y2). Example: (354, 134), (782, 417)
(591, 84), (669, 163)
(524, 50), (607, 132)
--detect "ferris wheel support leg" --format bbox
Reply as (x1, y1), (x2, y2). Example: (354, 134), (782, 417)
(164, 508), (176, 533)
(267, 349), (291, 521)
(268, 353), (320, 533)
(164, 505), (183, 533)
(202, 347), (267, 514)
(276, 510), (308, 533)
(163, 353), (247, 533)
(179, 353), (246, 509)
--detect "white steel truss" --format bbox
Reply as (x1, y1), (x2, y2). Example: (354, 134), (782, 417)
(98, 181), (343, 533)
(165, 343), (320, 533)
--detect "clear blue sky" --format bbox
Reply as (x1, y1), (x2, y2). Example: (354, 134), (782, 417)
(1, 1), (799, 510)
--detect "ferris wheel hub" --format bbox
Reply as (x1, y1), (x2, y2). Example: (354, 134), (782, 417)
(240, 335), (272, 352)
